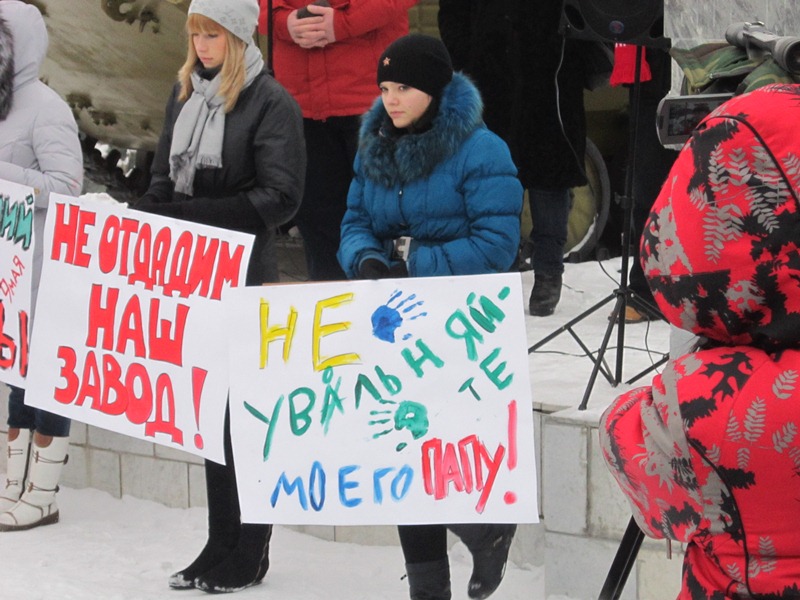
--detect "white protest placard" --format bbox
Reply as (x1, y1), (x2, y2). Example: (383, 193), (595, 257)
(0, 179), (35, 388)
(25, 194), (254, 463)
(228, 273), (538, 525)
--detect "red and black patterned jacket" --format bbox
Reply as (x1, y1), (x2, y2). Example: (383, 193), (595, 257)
(600, 84), (800, 598)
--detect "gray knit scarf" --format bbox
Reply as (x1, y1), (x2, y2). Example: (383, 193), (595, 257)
(169, 43), (264, 195)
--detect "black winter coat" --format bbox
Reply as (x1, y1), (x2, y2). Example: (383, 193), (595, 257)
(138, 68), (306, 284)
(438, 0), (589, 190)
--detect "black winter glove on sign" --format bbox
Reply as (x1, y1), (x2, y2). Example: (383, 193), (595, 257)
(358, 258), (390, 279)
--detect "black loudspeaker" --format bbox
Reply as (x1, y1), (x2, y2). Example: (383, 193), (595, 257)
(560, 0), (668, 47)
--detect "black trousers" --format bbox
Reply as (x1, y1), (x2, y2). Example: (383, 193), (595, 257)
(628, 48), (679, 307)
(293, 115), (360, 281)
(397, 523), (509, 564)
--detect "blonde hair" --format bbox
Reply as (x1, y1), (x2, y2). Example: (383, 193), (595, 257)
(178, 14), (247, 113)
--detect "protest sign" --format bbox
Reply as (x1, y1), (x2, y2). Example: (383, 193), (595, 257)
(0, 179), (35, 388)
(25, 194), (254, 463)
(228, 273), (538, 525)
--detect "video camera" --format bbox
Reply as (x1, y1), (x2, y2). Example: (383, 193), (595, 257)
(725, 21), (800, 75)
(655, 22), (800, 147)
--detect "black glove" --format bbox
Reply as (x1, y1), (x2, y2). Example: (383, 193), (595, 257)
(133, 197), (184, 219)
(358, 258), (390, 280)
(387, 261), (408, 278)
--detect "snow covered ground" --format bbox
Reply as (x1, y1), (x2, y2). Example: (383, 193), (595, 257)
(1, 256), (677, 599)
(0, 486), (543, 600)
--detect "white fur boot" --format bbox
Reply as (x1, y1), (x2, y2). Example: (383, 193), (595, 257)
(0, 436), (69, 531)
(0, 429), (32, 514)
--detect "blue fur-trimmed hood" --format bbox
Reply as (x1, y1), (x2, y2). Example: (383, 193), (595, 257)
(358, 72), (484, 187)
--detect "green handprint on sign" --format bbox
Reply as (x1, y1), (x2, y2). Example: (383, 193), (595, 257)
(370, 399), (429, 452)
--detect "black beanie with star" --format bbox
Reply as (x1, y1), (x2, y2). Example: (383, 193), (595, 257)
(376, 33), (453, 98)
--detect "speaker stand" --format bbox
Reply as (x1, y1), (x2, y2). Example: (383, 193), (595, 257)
(528, 44), (669, 409)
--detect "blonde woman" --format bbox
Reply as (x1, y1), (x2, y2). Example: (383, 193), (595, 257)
(135, 0), (305, 593)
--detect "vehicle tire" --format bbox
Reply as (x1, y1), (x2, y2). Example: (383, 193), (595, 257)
(564, 137), (611, 262)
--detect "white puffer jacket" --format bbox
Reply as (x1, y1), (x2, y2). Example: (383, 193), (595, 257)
(0, 0), (83, 302)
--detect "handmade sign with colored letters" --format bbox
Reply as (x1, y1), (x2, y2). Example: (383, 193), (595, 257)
(228, 274), (538, 525)
(0, 179), (35, 388)
(25, 195), (254, 463)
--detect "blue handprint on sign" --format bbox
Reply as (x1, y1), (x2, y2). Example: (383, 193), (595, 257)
(371, 290), (427, 343)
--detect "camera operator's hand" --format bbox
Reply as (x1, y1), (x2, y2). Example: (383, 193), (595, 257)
(357, 258), (390, 280)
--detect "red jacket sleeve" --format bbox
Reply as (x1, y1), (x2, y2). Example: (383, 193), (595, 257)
(600, 368), (707, 542)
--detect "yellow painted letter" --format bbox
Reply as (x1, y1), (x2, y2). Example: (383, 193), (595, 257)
(312, 293), (359, 371)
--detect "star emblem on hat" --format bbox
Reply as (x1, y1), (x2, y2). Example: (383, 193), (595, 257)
(383, 57), (391, 66)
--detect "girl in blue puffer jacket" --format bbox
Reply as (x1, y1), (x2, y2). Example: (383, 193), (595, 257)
(337, 33), (523, 282)
(338, 33), (523, 600)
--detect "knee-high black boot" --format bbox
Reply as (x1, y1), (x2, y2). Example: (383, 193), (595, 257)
(194, 405), (271, 593)
(405, 558), (452, 600)
(398, 525), (451, 600)
(168, 459), (241, 589)
(448, 523), (517, 599)
(194, 523), (272, 593)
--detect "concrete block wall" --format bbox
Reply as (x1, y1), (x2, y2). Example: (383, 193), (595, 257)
(541, 408), (683, 600)
(0, 385), (206, 510)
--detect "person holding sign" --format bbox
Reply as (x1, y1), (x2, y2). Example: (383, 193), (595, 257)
(337, 34), (522, 600)
(0, 1), (83, 532)
(133, 0), (305, 593)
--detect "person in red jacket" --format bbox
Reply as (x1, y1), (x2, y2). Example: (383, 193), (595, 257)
(260, 0), (417, 281)
(600, 83), (800, 598)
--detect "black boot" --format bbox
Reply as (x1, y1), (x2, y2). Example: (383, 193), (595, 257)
(168, 459), (241, 589)
(194, 523), (272, 594)
(405, 558), (452, 600)
(449, 524), (517, 599)
(529, 272), (562, 316)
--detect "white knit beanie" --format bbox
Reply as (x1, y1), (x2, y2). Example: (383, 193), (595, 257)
(188, 0), (259, 44)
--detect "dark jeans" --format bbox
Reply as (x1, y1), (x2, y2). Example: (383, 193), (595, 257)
(7, 384), (71, 437)
(293, 116), (359, 282)
(528, 187), (571, 275)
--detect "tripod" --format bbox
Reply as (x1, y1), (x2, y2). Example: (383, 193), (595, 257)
(598, 517), (646, 599)
(528, 43), (669, 410)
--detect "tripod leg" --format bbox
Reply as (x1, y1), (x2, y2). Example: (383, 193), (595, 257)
(578, 292), (626, 409)
(598, 517), (645, 600)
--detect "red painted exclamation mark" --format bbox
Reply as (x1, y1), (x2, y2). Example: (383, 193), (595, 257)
(192, 367), (208, 449)
(503, 400), (518, 504)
